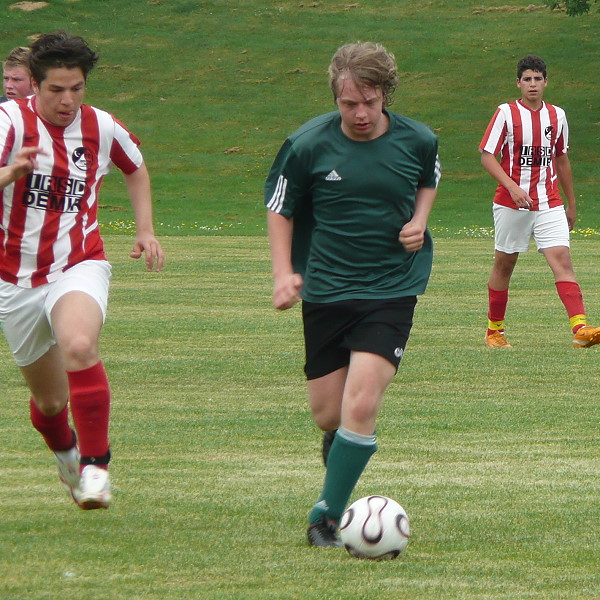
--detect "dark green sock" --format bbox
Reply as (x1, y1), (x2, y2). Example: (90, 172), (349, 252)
(309, 428), (377, 525)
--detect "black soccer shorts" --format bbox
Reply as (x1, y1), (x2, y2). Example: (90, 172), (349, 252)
(302, 296), (417, 380)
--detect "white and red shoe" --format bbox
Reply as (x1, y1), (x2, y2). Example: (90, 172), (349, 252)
(54, 446), (80, 503)
(74, 465), (112, 510)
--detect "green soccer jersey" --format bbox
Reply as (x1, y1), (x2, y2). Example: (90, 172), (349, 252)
(265, 110), (440, 303)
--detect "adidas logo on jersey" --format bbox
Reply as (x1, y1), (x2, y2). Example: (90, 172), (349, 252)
(325, 170), (342, 181)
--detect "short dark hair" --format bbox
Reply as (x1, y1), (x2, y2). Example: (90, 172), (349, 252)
(517, 55), (546, 79)
(28, 31), (99, 84)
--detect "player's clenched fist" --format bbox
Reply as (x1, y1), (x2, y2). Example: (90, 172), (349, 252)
(272, 273), (303, 310)
(399, 221), (426, 252)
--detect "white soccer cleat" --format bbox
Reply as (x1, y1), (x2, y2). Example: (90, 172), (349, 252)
(74, 465), (112, 510)
(54, 446), (80, 502)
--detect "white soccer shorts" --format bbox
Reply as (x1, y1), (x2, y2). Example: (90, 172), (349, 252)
(0, 260), (111, 367)
(493, 204), (570, 254)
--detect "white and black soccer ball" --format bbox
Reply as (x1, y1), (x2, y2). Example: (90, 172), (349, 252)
(340, 495), (410, 560)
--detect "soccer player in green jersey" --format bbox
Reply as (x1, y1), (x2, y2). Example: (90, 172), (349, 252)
(265, 42), (441, 547)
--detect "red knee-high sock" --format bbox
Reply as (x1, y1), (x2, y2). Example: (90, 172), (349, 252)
(555, 281), (586, 333)
(29, 398), (75, 452)
(487, 285), (509, 335)
(68, 361), (111, 469)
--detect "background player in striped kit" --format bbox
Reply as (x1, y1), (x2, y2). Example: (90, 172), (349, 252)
(0, 31), (165, 509)
(266, 42), (440, 547)
(479, 54), (600, 349)
(1, 46), (34, 103)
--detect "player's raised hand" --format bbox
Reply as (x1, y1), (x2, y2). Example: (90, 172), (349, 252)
(13, 146), (44, 176)
(0, 147), (45, 189)
(399, 221), (426, 252)
(130, 234), (165, 272)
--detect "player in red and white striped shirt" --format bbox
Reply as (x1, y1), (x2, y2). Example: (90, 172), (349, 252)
(0, 32), (165, 509)
(479, 55), (600, 349)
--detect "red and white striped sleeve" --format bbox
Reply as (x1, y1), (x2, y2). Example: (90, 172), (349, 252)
(479, 106), (507, 156)
(109, 116), (143, 174)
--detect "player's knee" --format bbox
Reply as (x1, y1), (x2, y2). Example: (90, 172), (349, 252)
(33, 395), (68, 416)
(313, 411), (340, 432)
(494, 258), (517, 278)
(59, 334), (99, 367)
(345, 400), (378, 428)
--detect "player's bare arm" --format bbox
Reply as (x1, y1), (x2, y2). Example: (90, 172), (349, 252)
(0, 146), (44, 190)
(481, 150), (532, 208)
(123, 164), (165, 272)
(555, 153), (576, 230)
(268, 210), (303, 310)
(399, 186), (437, 252)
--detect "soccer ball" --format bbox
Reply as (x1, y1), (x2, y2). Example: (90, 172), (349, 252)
(340, 495), (410, 560)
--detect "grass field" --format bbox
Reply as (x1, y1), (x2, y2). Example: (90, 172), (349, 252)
(1, 1), (599, 598)
(1, 0), (599, 234)
(1, 236), (599, 600)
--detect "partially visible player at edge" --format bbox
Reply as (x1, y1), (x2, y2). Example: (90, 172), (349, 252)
(480, 54), (600, 349)
(1, 46), (34, 103)
(0, 31), (165, 509)
(265, 42), (440, 547)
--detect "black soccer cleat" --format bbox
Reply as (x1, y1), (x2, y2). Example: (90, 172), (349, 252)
(307, 516), (343, 548)
(321, 429), (337, 466)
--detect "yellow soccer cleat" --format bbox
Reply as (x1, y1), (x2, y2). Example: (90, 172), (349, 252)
(573, 325), (600, 348)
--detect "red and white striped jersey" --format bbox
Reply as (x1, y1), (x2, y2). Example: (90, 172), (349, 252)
(479, 99), (568, 211)
(0, 97), (143, 287)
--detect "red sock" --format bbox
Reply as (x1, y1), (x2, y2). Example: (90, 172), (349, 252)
(487, 285), (509, 335)
(29, 398), (75, 452)
(555, 281), (585, 332)
(68, 361), (111, 469)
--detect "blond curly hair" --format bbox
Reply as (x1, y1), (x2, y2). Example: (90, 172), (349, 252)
(328, 42), (399, 108)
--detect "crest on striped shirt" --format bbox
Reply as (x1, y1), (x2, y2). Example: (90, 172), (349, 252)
(72, 146), (93, 171)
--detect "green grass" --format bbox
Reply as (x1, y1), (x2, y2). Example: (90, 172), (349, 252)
(1, 2), (599, 598)
(1, 0), (599, 234)
(1, 236), (599, 600)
